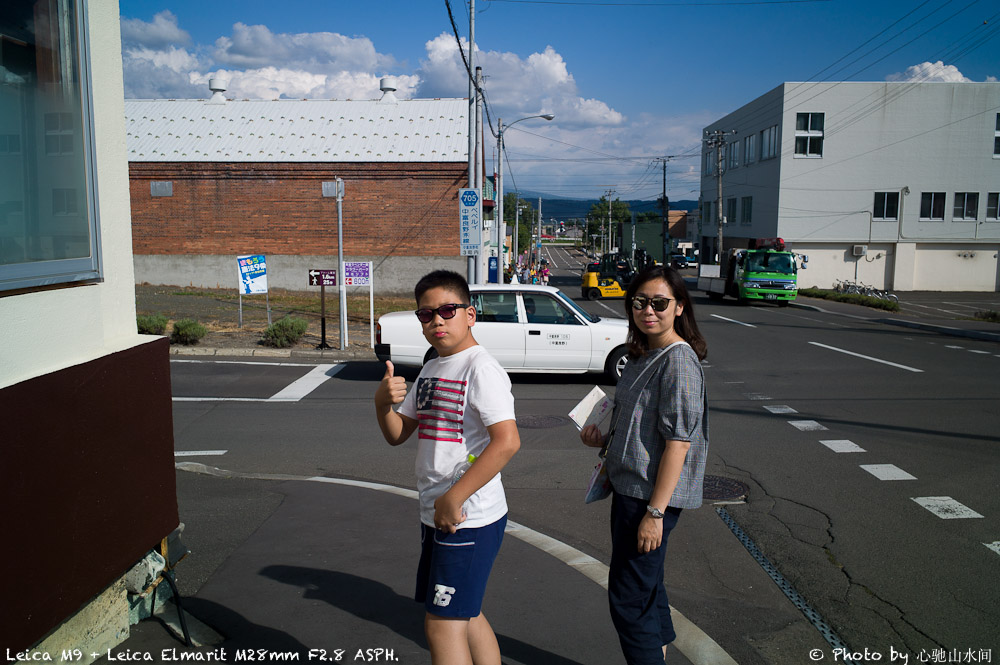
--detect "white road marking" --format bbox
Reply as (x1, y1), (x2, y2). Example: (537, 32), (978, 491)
(711, 314), (756, 328)
(945, 345), (965, 350)
(969, 350), (990, 354)
(175, 450), (228, 457)
(171, 359), (318, 367)
(912, 496), (984, 519)
(173, 363), (345, 402)
(745, 393), (772, 400)
(860, 464), (916, 481)
(269, 363), (343, 401)
(595, 300), (624, 317)
(808, 342), (923, 373)
(789, 420), (828, 431)
(764, 405), (797, 414)
(984, 542), (1000, 557)
(819, 439), (866, 453)
(175, 462), (738, 665)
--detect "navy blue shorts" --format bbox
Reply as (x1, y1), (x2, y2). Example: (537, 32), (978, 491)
(414, 515), (507, 618)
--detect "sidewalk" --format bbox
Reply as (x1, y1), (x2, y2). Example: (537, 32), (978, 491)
(105, 472), (710, 665)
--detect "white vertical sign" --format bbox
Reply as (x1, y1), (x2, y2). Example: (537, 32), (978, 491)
(459, 188), (481, 256)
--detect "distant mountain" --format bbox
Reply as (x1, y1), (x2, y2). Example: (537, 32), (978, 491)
(511, 194), (698, 220)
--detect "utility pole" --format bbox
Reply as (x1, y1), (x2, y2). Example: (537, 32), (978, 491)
(466, 0), (476, 283)
(659, 158), (669, 264)
(475, 66), (484, 283)
(606, 189), (615, 255)
(703, 129), (735, 265)
(536, 196), (543, 267)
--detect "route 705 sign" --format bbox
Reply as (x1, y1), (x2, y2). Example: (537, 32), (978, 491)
(459, 188), (481, 256)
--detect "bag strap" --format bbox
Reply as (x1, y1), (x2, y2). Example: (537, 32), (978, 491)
(599, 341), (688, 458)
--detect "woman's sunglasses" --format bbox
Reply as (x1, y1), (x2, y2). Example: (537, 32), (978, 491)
(631, 296), (674, 312)
(415, 303), (469, 323)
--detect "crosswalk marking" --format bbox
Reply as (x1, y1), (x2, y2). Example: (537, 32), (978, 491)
(764, 405), (797, 414)
(911, 497), (984, 519)
(175, 450), (227, 457)
(819, 440), (866, 453)
(860, 464), (916, 481)
(788, 420), (828, 431)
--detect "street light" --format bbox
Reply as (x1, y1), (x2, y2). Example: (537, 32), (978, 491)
(496, 113), (554, 283)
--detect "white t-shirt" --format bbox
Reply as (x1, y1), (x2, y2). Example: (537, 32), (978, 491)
(398, 345), (515, 529)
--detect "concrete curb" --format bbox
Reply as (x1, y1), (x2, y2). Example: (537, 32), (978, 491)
(875, 318), (1000, 343)
(170, 346), (377, 360)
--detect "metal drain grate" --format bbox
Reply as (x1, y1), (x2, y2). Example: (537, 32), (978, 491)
(716, 507), (856, 662)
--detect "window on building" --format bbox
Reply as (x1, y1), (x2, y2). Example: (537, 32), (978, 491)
(760, 125), (779, 160)
(0, 1), (101, 291)
(741, 197), (752, 225)
(743, 134), (756, 164)
(704, 150), (714, 176)
(919, 193), (946, 221)
(726, 198), (737, 225)
(873, 192), (900, 221)
(953, 193), (979, 221)
(728, 141), (740, 169)
(703, 202), (713, 226)
(986, 193), (999, 221)
(994, 114), (1000, 157)
(794, 113), (824, 158)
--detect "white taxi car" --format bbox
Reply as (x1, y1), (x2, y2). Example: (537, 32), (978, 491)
(375, 284), (630, 382)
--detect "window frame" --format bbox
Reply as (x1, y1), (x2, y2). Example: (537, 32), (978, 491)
(952, 192), (979, 221)
(794, 112), (824, 158)
(873, 192), (900, 221)
(740, 196), (752, 226)
(986, 193), (999, 221)
(919, 192), (946, 221)
(0, 0), (103, 292)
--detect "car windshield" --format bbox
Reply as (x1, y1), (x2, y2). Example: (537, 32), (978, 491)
(555, 289), (599, 322)
(745, 252), (796, 274)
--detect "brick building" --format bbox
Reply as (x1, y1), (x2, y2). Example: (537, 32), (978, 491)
(125, 79), (470, 293)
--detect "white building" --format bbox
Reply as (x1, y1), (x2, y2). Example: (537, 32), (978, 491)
(700, 81), (1000, 291)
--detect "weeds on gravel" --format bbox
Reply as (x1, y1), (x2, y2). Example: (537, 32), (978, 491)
(974, 310), (1000, 323)
(261, 316), (309, 348)
(171, 319), (208, 345)
(137, 313), (168, 335)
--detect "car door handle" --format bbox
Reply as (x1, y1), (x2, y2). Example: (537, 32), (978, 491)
(529, 330), (541, 335)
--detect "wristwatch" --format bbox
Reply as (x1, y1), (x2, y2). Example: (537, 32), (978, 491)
(646, 505), (665, 519)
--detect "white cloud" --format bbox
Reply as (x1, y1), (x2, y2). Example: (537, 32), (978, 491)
(212, 23), (397, 74)
(121, 10), (191, 49)
(886, 61), (971, 83)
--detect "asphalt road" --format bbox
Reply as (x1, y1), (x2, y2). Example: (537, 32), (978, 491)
(166, 250), (999, 663)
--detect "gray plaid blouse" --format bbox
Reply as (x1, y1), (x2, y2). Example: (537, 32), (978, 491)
(604, 342), (709, 509)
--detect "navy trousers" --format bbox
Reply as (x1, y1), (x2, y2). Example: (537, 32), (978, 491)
(608, 492), (683, 665)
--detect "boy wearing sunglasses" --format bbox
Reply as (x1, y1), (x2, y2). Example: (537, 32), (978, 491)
(374, 269), (521, 665)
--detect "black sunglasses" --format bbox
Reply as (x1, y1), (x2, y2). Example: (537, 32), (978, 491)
(631, 296), (674, 312)
(415, 303), (469, 323)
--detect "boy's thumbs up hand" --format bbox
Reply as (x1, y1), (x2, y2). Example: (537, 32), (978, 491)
(375, 360), (407, 408)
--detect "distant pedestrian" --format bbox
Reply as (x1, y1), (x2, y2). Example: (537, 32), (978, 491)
(579, 265), (709, 664)
(374, 270), (521, 665)
(540, 265), (550, 286)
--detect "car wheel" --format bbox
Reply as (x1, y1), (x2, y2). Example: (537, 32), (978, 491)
(423, 347), (439, 365)
(605, 345), (629, 384)
(587, 288), (602, 301)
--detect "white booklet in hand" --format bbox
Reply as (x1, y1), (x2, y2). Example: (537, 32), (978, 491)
(568, 386), (613, 431)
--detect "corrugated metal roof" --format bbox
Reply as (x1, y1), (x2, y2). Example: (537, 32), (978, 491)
(125, 97), (469, 163)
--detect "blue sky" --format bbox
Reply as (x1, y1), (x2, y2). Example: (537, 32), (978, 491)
(118, 0), (1000, 202)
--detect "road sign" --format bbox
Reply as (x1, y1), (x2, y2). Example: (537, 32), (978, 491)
(309, 269), (337, 286)
(459, 188), (482, 256)
(344, 261), (371, 286)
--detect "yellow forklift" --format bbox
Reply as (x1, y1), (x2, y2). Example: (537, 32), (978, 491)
(581, 252), (636, 300)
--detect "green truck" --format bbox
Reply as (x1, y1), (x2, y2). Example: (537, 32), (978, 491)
(697, 238), (806, 305)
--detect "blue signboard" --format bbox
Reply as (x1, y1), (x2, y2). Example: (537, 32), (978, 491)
(237, 254), (268, 294)
(459, 188), (482, 256)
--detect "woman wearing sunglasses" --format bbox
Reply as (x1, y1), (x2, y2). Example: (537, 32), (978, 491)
(580, 265), (709, 665)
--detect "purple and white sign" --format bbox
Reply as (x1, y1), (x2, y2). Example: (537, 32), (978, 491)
(344, 261), (371, 286)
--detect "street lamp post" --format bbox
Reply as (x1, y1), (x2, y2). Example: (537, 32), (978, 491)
(496, 113), (554, 283)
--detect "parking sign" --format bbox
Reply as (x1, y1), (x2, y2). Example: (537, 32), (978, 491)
(459, 188), (481, 256)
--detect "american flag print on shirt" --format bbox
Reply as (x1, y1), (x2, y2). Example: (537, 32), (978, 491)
(415, 377), (467, 443)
